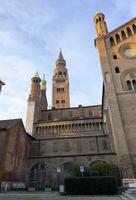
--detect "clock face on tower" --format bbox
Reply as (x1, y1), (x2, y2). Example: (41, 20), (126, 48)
(119, 43), (136, 59)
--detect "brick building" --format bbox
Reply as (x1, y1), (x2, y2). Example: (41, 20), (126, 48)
(0, 12), (136, 189)
(0, 119), (33, 183)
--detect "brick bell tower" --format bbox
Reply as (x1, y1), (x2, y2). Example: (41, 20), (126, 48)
(26, 72), (48, 134)
(94, 11), (136, 178)
(52, 50), (70, 109)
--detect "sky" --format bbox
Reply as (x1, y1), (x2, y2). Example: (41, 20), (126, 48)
(0, 0), (136, 124)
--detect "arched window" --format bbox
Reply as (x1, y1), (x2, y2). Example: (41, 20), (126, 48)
(115, 67), (120, 73)
(132, 80), (136, 90)
(121, 30), (127, 40)
(127, 27), (132, 37)
(99, 17), (102, 21)
(127, 80), (132, 90)
(113, 54), (117, 59)
(132, 24), (136, 33)
(48, 113), (52, 120)
(59, 71), (62, 75)
(29, 163), (47, 189)
(110, 37), (115, 47)
(88, 111), (93, 118)
(69, 111), (73, 118)
(115, 33), (121, 43)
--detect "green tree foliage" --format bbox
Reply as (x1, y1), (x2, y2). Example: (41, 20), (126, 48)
(90, 160), (122, 186)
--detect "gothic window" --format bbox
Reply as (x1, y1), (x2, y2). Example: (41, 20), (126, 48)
(132, 24), (136, 33)
(127, 27), (132, 37)
(115, 33), (121, 43)
(88, 111), (93, 118)
(65, 142), (70, 152)
(53, 143), (57, 152)
(61, 100), (65, 103)
(110, 37), (115, 47)
(99, 17), (102, 21)
(115, 67), (120, 73)
(121, 30), (126, 40)
(89, 140), (95, 151)
(56, 100), (60, 104)
(102, 140), (108, 150)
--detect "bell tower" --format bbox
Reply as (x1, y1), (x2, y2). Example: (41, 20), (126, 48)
(52, 50), (70, 109)
(94, 12), (136, 178)
(94, 11), (108, 37)
(26, 72), (48, 134)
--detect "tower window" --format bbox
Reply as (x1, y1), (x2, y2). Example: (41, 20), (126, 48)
(115, 67), (120, 74)
(110, 37), (115, 47)
(127, 27), (132, 37)
(59, 72), (62, 75)
(61, 100), (65, 103)
(56, 100), (60, 104)
(99, 17), (102, 21)
(113, 54), (117, 59)
(57, 88), (64, 92)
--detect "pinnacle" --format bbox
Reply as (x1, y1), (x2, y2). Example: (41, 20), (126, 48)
(58, 49), (64, 61)
(33, 71), (40, 78)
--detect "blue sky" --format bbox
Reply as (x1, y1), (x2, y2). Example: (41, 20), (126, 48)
(0, 0), (136, 123)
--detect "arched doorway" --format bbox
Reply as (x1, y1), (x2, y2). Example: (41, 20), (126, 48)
(29, 163), (47, 190)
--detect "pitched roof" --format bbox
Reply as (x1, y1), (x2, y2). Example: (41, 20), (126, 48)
(0, 118), (22, 130)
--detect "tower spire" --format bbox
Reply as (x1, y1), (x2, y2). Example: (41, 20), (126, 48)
(56, 49), (66, 67)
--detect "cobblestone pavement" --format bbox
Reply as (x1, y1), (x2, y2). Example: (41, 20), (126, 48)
(0, 192), (122, 200)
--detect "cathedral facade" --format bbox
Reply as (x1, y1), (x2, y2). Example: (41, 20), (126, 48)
(25, 12), (136, 188)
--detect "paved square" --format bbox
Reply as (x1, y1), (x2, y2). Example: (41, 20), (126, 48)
(0, 192), (122, 200)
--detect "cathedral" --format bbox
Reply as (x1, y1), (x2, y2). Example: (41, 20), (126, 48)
(0, 12), (136, 189)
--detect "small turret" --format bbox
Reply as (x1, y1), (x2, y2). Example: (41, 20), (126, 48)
(26, 72), (41, 134)
(28, 72), (41, 102)
(40, 75), (48, 110)
(94, 11), (108, 37)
